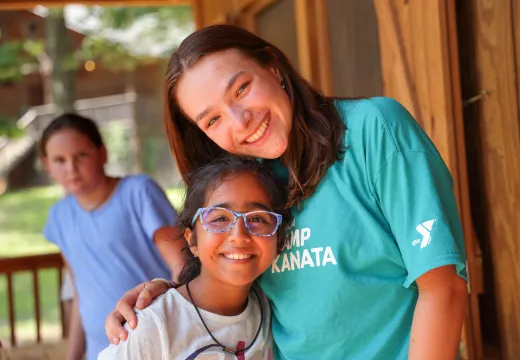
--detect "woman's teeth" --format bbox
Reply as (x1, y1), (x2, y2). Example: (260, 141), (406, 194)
(245, 113), (270, 143)
(222, 253), (254, 260)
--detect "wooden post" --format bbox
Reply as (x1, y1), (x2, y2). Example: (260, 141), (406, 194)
(7, 273), (16, 347)
(32, 269), (42, 343)
(294, 0), (332, 93)
(192, 0), (204, 29)
(312, 0), (332, 96)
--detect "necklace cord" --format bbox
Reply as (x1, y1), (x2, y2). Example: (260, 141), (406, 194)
(185, 280), (264, 355)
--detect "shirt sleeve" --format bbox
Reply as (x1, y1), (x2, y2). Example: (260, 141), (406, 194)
(374, 150), (468, 288)
(97, 310), (166, 360)
(138, 177), (178, 242)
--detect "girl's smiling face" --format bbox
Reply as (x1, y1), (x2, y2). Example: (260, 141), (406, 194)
(185, 171), (280, 287)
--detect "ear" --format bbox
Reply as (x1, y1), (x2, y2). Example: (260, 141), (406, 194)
(269, 66), (282, 82)
(42, 156), (50, 173)
(184, 227), (198, 256)
(100, 145), (108, 165)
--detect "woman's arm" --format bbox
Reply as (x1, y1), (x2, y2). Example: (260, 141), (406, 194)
(153, 226), (187, 283)
(99, 308), (165, 359)
(106, 280), (172, 344)
(409, 265), (468, 359)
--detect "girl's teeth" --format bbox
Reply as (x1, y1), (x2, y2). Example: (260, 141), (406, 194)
(245, 114), (270, 143)
(223, 253), (253, 260)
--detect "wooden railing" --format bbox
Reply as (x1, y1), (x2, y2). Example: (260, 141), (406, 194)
(0, 253), (65, 348)
(16, 92), (137, 139)
(0, 92), (137, 177)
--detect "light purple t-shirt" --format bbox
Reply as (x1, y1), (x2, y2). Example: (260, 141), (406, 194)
(43, 175), (176, 360)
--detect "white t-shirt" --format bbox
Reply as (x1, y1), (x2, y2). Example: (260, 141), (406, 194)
(98, 286), (273, 360)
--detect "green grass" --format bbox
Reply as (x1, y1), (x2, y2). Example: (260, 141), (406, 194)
(0, 184), (185, 346)
(166, 187), (186, 212)
(0, 186), (63, 258)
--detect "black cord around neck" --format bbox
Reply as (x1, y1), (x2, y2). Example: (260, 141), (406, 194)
(185, 280), (264, 356)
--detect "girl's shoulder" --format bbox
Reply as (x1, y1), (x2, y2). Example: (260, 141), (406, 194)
(116, 174), (157, 192)
(47, 193), (77, 217)
(131, 288), (186, 328)
(111, 174), (166, 202)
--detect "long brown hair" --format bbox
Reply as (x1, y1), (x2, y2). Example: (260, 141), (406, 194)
(164, 24), (345, 208)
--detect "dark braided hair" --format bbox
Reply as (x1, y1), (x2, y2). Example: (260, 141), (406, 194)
(177, 155), (292, 285)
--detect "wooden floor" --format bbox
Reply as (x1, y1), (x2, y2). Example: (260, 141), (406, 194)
(0, 340), (67, 360)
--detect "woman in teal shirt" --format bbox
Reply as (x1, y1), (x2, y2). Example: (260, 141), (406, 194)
(106, 24), (467, 359)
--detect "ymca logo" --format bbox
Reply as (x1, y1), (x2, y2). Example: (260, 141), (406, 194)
(412, 219), (436, 249)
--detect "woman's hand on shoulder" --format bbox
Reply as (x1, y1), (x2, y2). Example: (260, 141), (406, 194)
(105, 279), (173, 344)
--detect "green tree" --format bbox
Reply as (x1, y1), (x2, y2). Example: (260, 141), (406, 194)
(44, 8), (75, 113)
(0, 9), (75, 113)
(87, 5), (192, 57)
(0, 5), (192, 86)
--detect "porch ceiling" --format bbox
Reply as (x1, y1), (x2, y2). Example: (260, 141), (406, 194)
(0, 0), (192, 10)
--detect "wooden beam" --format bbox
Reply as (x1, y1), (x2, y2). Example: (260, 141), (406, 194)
(292, 0), (333, 93)
(313, 0), (332, 96)
(236, 0), (257, 11)
(294, 0), (315, 84)
(0, 0), (191, 10)
(239, 0), (275, 33)
(191, 0), (203, 29)
(444, 1), (484, 358)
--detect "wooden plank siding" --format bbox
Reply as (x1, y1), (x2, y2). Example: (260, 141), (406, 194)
(373, 1), (484, 359)
(456, 1), (520, 358)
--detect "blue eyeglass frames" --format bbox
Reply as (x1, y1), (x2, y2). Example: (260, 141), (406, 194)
(191, 206), (282, 236)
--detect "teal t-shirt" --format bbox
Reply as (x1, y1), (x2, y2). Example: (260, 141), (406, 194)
(258, 97), (467, 359)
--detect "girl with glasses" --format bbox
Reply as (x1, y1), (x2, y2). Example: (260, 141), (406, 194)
(99, 156), (291, 359)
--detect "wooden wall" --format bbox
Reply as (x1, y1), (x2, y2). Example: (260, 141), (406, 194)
(456, 1), (520, 359)
(374, 1), (483, 359)
(257, 0), (299, 70)
(326, 0), (382, 97)
(194, 0), (236, 27)
(193, 0), (331, 94)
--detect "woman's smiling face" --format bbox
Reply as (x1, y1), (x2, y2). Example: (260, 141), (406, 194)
(176, 49), (293, 159)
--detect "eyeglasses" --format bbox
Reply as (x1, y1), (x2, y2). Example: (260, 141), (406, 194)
(191, 206), (282, 236)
